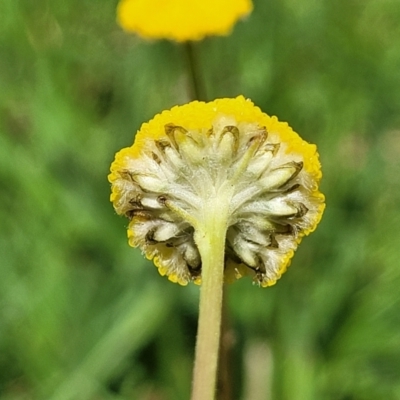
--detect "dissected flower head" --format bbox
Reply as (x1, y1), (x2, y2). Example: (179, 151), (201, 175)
(117, 0), (253, 42)
(109, 96), (325, 287)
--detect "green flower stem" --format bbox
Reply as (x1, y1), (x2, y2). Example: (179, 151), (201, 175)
(191, 203), (229, 400)
(184, 41), (207, 101)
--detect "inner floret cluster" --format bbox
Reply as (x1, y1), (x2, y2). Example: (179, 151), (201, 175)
(109, 98), (324, 287)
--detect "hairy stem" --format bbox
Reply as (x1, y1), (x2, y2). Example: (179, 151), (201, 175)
(191, 203), (229, 400)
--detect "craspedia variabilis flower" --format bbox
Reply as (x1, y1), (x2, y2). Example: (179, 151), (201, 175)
(117, 0), (253, 42)
(109, 96), (325, 287)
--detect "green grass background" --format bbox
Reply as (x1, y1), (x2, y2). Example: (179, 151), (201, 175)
(1, 0), (400, 399)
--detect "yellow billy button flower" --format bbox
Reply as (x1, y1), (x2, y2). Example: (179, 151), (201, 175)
(117, 0), (253, 42)
(109, 96), (325, 287)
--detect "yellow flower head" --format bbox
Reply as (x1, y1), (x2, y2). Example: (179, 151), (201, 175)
(109, 96), (325, 287)
(117, 0), (253, 42)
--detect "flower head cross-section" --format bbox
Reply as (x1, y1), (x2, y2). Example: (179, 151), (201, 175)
(109, 96), (325, 287)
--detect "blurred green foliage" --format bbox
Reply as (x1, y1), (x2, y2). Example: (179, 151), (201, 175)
(1, 0), (400, 399)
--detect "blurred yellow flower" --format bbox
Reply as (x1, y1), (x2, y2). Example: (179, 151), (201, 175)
(117, 0), (253, 42)
(109, 96), (325, 287)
